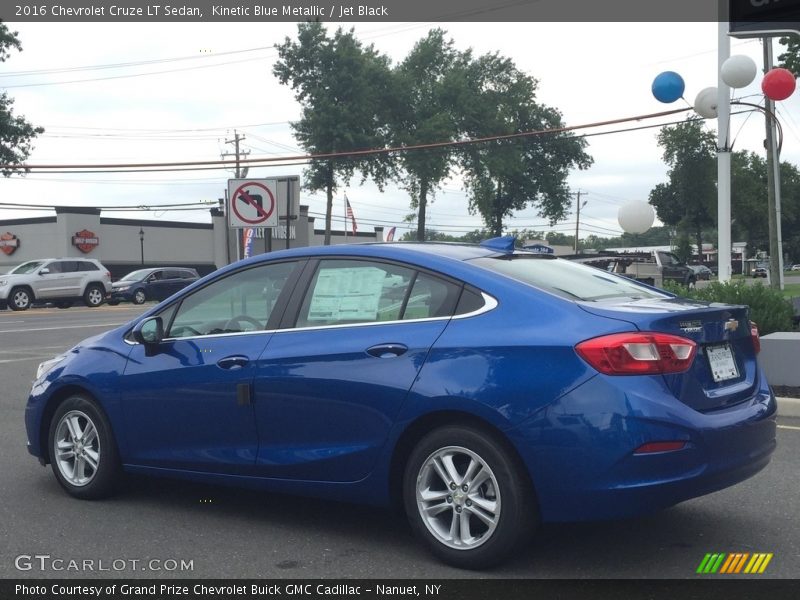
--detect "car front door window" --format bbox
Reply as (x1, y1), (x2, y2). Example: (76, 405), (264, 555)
(168, 262), (296, 338)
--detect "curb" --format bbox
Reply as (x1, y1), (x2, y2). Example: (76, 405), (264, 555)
(777, 397), (800, 418)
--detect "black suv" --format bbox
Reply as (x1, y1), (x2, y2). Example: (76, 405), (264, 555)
(108, 267), (200, 305)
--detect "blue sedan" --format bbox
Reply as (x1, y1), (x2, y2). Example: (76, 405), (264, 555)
(25, 238), (776, 569)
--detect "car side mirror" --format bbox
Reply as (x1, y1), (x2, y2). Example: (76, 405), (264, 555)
(39, 268), (50, 275)
(132, 317), (164, 346)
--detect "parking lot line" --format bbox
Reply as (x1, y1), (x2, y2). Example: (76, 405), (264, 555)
(777, 424), (800, 431)
(0, 322), (125, 334)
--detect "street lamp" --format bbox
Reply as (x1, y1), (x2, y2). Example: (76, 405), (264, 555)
(651, 43), (796, 288)
(138, 227), (144, 265)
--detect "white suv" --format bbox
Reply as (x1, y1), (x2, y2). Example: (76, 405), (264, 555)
(0, 258), (112, 311)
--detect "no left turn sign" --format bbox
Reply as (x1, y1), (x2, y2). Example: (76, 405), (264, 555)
(228, 179), (278, 228)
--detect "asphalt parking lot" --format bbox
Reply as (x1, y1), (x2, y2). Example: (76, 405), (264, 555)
(1, 305), (798, 579)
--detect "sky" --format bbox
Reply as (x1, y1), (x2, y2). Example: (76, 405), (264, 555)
(1, 20), (799, 242)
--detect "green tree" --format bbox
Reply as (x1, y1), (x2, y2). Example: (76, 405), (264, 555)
(390, 30), (465, 241)
(729, 151), (800, 264)
(778, 35), (799, 75)
(673, 234), (693, 264)
(649, 118), (717, 257)
(273, 23), (393, 244)
(1, 23), (43, 176)
(458, 53), (592, 236)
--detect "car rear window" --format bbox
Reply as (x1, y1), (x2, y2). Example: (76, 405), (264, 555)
(471, 256), (668, 301)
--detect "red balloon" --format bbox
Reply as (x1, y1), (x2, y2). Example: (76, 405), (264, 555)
(761, 68), (796, 101)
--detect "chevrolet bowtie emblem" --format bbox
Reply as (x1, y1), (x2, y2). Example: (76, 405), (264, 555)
(724, 319), (739, 332)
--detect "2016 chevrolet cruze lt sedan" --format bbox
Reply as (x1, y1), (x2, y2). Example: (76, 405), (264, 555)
(25, 239), (776, 569)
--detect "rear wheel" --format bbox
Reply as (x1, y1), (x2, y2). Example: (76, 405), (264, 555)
(83, 284), (105, 307)
(9, 287), (32, 311)
(403, 425), (536, 569)
(48, 395), (121, 499)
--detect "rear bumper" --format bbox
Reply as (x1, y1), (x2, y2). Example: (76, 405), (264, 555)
(507, 371), (777, 523)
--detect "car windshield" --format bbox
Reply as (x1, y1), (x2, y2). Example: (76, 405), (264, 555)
(9, 261), (45, 274)
(471, 255), (669, 302)
(120, 269), (152, 282)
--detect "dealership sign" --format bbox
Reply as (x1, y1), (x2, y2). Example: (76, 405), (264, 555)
(0, 232), (20, 256)
(72, 229), (99, 253)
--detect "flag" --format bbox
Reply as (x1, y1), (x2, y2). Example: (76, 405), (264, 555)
(242, 227), (255, 258)
(385, 227), (396, 242)
(345, 195), (357, 236)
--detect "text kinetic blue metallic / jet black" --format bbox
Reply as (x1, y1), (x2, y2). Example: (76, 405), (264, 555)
(25, 241), (777, 569)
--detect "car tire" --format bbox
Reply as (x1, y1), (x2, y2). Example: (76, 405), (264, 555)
(403, 425), (537, 569)
(9, 287), (33, 311)
(55, 301), (73, 309)
(107, 299), (119, 306)
(83, 284), (105, 307)
(686, 277), (696, 290)
(48, 394), (121, 499)
(132, 289), (146, 305)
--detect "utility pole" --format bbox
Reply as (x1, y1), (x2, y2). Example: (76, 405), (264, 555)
(221, 130), (250, 178)
(221, 131), (250, 261)
(762, 38), (785, 290)
(571, 190), (588, 253)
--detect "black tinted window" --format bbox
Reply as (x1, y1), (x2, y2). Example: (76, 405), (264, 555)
(454, 286), (486, 315)
(78, 261), (99, 271)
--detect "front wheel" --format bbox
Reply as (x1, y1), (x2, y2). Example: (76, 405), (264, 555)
(403, 426), (537, 569)
(132, 289), (146, 305)
(48, 395), (121, 499)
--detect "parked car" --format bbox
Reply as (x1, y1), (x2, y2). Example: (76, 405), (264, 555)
(790, 264), (800, 272)
(0, 258), (111, 311)
(688, 264), (714, 280)
(753, 267), (768, 278)
(108, 267), (200, 305)
(25, 239), (776, 568)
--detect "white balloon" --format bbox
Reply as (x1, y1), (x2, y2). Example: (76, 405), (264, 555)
(721, 55), (757, 88)
(618, 201), (655, 235)
(694, 87), (718, 119)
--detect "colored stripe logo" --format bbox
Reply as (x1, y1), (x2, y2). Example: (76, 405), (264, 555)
(696, 553), (773, 574)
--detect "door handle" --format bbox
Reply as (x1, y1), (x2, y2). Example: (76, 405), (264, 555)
(217, 355), (250, 370)
(366, 343), (408, 359)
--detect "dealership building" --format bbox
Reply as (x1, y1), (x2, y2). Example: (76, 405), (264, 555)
(0, 204), (384, 278)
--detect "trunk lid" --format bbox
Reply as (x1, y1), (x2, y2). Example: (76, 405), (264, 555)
(578, 297), (758, 412)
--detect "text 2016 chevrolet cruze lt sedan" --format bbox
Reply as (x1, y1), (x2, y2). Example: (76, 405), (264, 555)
(25, 239), (776, 568)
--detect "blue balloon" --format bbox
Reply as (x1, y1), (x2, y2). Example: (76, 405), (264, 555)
(652, 71), (685, 103)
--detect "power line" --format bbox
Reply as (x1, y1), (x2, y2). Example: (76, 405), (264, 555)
(2, 107), (691, 173)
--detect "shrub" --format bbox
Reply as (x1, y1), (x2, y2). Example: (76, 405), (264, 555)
(661, 280), (794, 335)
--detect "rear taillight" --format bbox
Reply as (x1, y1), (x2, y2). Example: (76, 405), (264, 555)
(750, 321), (760, 354)
(576, 332), (697, 375)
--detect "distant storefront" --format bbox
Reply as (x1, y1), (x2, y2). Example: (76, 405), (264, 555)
(0, 205), (384, 277)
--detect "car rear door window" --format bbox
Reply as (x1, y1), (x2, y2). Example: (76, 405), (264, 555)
(296, 260), (415, 327)
(295, 260), (462, 327)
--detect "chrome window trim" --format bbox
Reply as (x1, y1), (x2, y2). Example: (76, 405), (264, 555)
(125, 292), (497, 344)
